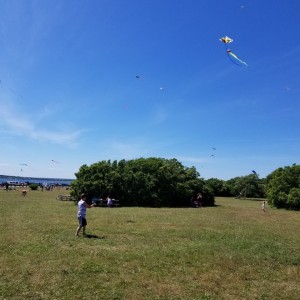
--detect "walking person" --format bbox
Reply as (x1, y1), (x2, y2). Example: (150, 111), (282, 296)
(76, 193), (94, 237)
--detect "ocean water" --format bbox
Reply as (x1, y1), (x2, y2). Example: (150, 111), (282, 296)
(0, 175), (74, 186)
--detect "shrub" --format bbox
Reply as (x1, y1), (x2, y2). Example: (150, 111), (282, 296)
(29, 184), (39, 191)
(287, 188), (300, 210)
(266, 164), (300, 210)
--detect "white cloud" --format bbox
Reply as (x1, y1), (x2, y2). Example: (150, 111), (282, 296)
(0, 98), (83, 147)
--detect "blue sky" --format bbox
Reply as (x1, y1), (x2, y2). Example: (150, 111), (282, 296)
(0, 0), (299, 180)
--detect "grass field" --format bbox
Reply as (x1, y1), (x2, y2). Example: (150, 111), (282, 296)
(0, 189), (299, 300)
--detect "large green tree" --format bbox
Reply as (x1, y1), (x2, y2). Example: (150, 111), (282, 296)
(71, 158), (214, 207)
(266, 164), (300, 210)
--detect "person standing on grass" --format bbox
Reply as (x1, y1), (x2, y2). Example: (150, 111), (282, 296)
(106, 195), (113, 207)
(261, 200), (266, 212)
(76, 193), (94, 237)
(196, 192), (203, 207)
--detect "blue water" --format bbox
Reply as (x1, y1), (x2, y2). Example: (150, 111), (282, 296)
(0, 175), (74, 185)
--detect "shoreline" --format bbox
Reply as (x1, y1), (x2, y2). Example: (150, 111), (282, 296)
(0, 174), (74, 181)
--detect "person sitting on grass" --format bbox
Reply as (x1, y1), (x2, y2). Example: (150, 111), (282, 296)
(76, 193), (94, 237)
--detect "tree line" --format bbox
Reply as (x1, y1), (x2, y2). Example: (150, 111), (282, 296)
(204, 163), (300, 210)
(70, 158), (299, 210)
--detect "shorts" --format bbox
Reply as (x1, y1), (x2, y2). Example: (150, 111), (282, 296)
(78, 216), (87, 227)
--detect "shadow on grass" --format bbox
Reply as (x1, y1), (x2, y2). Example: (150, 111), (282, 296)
(83, 234), (105, 239)
(191, 205), (221, 208)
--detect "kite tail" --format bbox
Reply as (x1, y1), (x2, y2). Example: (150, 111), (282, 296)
(237, 58), (248, 67)
(224, 44), (248, 67)
(228, 52), (248, 66)
(224, 44), (241, 67)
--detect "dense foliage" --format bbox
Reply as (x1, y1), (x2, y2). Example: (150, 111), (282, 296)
(266, 164), (300, 210)
(70, 157), (299, 210)
(205, 175), (266, 198)
(71, 158), (214, 207)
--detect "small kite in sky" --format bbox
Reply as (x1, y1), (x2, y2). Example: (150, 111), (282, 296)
(285, 86), (291, 91)
(51, 160), (60, 164)
(212, 147), (216, 150)
(252, 170), (257, 175)
(20, 163), (29, 166)
(219, 36), (233, 44)
(220, 36), (248, 67)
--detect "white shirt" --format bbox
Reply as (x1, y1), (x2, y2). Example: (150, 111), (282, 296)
(77, 199), (86, 217)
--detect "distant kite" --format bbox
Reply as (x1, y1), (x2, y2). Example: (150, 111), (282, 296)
(285, 86), (291, 91)
(212, 147), (216, 150)
(51, 160), (60, 164)
(252, 170), (257, 175)
(219, 36), (233, 44)
(19, 163), (28, 172)
(219, 36), (248, 67)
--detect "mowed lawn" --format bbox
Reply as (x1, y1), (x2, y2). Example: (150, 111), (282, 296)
(0, 189), (299, 300)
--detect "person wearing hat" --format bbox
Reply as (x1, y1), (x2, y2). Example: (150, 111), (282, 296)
(76, 193), (94, 237)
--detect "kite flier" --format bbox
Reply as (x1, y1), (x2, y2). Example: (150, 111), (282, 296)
(76, 193), (94, 237)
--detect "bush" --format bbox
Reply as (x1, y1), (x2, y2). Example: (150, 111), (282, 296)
(266, 164), (300, 210)
(287, 188), (300, 210)
(29, 184), (39, 191)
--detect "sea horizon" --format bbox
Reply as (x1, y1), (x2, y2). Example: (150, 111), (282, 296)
(0, 174), (74, 185)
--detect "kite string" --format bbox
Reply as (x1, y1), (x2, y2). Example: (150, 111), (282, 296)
(0, 79), (23, 98)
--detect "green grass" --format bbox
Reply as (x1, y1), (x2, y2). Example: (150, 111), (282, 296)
(0, 189), (299, 299)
